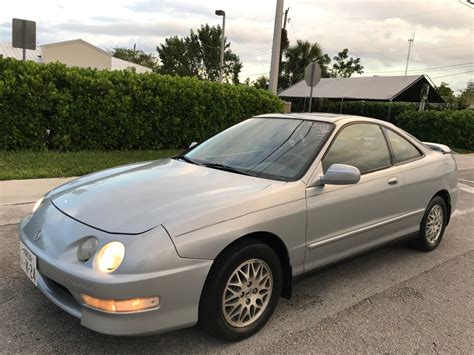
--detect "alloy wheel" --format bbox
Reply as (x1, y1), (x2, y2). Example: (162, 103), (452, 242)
(222, 259), (273, 328)
(426, 205), (443, 243)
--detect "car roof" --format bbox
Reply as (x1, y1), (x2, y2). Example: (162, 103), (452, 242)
(254, 112), (388, 125)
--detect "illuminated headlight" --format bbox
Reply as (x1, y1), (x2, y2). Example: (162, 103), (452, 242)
(81, 294), (160, 313)
(77, 237), (99, 262)
(32, 196), (45, 213)
(97, 241), (125, 272)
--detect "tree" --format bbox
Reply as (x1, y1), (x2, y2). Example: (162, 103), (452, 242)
(330, 48), (364, 78)
(253, 75), (269, 90)
(112, 46), (158, 70)
(282, 40), (331, 87)
(157, 24), (242, 84)
(456, 81), (474, 109)
(437, 82), (456, 107)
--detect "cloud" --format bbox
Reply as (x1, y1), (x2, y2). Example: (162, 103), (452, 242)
(128, 0), (212, 17)
(55, 20), (190, 38)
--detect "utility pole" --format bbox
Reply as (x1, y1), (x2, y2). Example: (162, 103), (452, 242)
(278, 8), (290, 73)
(269, 0), (284, 94)
(404, 31), (415, 75)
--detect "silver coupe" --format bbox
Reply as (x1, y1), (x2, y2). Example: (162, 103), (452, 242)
(19, 113), (458, 340)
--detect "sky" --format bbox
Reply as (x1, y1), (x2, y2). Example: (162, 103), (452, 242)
(1, 0), (473, 92)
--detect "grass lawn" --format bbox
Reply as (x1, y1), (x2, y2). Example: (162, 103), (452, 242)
(0, 150), (181, 180)
(453, 148), (474, 154)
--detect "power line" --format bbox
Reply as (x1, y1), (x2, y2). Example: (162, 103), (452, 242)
(245, 71), (270, 78)
(431, 70), (474, 79)
(325, 6), (463, 20)
(328, 42), (473, 55)
(239, 42), (473, 60)
(288, 18), (297, 41)
(364, 62), (474, 74)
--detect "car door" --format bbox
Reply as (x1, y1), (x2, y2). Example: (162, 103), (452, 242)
(304, 122), (419, 272)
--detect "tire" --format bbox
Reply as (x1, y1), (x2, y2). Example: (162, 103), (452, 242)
(410, 196), (447, 252)
(199, 239), (282, 341)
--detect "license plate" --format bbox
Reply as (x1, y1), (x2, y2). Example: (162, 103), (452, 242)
(20, 241), (37, 286)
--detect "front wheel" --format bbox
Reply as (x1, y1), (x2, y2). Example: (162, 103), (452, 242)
(199, 240), (282, 341)
(410, 196), (447, 252)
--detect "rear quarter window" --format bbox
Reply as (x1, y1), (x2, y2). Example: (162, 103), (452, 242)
(384, 128), (422, 163)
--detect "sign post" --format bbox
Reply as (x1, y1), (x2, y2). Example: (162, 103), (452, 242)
(12, 18), (36, 61)
(304, 62), (321, 112)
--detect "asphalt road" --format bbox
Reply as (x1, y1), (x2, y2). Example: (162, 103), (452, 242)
(1, 168), (473, 353)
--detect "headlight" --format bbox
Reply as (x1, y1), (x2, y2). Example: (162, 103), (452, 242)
(32, 196), (45, 213)
(97, 241), (125, 272)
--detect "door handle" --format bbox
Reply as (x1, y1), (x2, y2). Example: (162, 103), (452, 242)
(388, 177), (398, 185)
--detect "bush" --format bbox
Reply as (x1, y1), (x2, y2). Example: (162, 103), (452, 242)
(284, 97), (419, 123)
(0, 57), (283, 150)
(397, 110), (474, 150)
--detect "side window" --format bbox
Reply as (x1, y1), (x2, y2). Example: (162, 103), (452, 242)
(322, 124), (392, 174)
(384, 128), (422, 163)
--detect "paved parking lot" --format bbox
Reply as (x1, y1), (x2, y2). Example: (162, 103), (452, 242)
(1, 156), (473, 353)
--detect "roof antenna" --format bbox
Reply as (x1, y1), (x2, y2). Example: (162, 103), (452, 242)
(404, 30), (415, 76)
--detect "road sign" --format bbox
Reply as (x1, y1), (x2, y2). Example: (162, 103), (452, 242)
(12, 18), (36, 60)
(304, 62), (321, 112)
(304, 62), (321, 87)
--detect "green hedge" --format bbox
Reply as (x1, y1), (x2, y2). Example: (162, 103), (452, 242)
(397, 110), (474, 150)
(283, 98), (473, 149)
(0, 57), (283, 150)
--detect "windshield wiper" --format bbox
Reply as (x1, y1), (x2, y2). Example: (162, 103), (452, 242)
(201, 162), (255, 176)
(172, 155), (199, 165)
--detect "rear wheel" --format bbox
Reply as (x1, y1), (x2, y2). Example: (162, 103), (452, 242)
(199, 240), (282, 341)
(410, 196), (447, 252)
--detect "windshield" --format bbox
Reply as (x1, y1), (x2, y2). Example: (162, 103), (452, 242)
(185, 118), (334, 181)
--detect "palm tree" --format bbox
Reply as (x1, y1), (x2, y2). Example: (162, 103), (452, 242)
(283, 40), (330, 86)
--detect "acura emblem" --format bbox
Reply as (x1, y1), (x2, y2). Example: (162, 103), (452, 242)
(34, 231), (42, 241)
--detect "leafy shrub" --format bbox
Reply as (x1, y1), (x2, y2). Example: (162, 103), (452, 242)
(0, 57), (283, 150)
(397, 110), (474, 150)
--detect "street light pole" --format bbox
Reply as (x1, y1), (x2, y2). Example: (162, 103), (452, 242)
(269, 0), (284, 94)
(215, 10), (226, 83)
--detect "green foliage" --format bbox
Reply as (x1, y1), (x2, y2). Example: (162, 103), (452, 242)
(283, 98), (472, 148)
(397, 110), (474, 150)
(284, 99), (417, 122)
(0, 57), (283, 151)
(437, 82), (456, 107)
(318, 101), (418, 123)
(112, 46), (159, 71)
(456, 82), (474, 109)
(330, 49), (364, 78)
(157, 24), (242, 84)
(253, 75), (269, 90)
(282, 40), (331, 89)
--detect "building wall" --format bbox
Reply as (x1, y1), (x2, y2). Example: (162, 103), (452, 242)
(41, 41), (111, 70)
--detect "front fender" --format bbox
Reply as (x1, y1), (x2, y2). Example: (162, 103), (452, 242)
(169, 199), (307, 276)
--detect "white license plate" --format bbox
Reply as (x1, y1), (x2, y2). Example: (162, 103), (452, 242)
(20, 241), (38, 286)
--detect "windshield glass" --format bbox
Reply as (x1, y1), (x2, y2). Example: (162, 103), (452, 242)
(185, 118), (334, 181)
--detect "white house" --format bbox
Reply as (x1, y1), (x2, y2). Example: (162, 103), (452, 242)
(0, 39), (152, 73)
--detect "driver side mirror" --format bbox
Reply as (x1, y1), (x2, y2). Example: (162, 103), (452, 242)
(189, 141), (198, 149)
(311, 164), (361, 186)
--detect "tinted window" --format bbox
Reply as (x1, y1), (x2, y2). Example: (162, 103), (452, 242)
(384, 128), (422, 163)
(322, 124), (391, 174)
(186, 118), (333, 181)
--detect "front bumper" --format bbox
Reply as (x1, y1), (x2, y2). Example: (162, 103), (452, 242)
(19, 203), (212, 336)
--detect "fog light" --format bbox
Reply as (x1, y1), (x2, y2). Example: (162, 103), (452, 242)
(81, 294), (160, 313)
(77, 237), (98, 262)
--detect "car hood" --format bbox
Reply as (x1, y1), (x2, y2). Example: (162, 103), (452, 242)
(50, 158), (286, 235)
